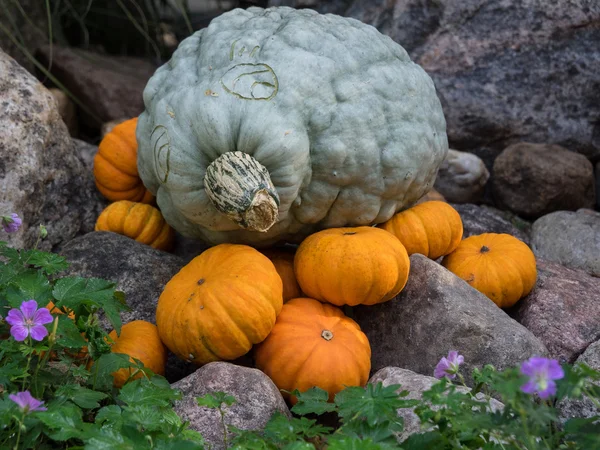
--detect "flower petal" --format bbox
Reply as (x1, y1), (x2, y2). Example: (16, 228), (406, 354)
(434, 358), (451, 379)
(5, 308), (24, 326)
(10, 325), (29, 341)
(19, 300), (38, 320)
(9, 393), (27, 409)
(520, 380), (537, 394)
(33, 308), (53, 325)
(29, 325), (48, 341)
(547, 361), (565, 380)
(537, 381), (557, 399)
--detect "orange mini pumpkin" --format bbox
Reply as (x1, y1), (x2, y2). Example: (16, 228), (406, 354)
(379, 201), (463, 260)
(108, 320), (167, 388)
(156, 244), (283, 365)
(441, 233), (537, 308)
(93, 117), (154, 203)
(255, 297), (371, 404)
(95, 200), (175, 250)
(294, 227), (410, 306)
(261, 248), (303, 302)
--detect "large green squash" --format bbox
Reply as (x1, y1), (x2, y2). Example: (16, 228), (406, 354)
(137, 6), (448, 246)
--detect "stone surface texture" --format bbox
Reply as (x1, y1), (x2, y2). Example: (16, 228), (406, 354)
(531, 209), (600, 277)
(492, 143), (595, 218)
(509, 260), (600, 363)
(49, 88), (78, 136)
(172, 362), (290, 450)
(451, 203), (530, 244)
(353, 254), (547, 384)
(434, 149), (489, 203)
(0, 50), (105, 251)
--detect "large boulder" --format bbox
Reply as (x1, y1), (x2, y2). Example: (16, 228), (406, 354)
(270, 0), (600, 163)
(531, 209), (600, 277)
(434, 149), (489, 203)
(172, 362), (290, 450)
(353, 254), (547, 383)
(0, 50), (105, 251)
(509, 260), (600, 363)
(369, 367), (503, 443)
(451, 203), (530, 244)
(492, 143), (595, 218)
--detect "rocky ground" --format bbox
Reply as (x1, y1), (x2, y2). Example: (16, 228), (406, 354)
(1, 0), (599, 447)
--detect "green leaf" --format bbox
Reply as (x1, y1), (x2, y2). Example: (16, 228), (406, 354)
(290, 387), (337, 415)
(96, 405), (123, 426)
(196, 391), (236, 409)
(4, 270), (53, 308)
(122, 404), (164, 432)
(263, 413), (332, 443)
(55, 314), (88, 349)
(37, 403), (91, 441)
(83, 428), (140, 450)
(90, 352), (134, 391)
(326, 436), (392, 450)
(21, 249), (69, 274)
(118, 377), (181, 407)
(55, 384), (108, 409)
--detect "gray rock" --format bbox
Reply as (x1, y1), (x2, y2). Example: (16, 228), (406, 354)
(558, 339), (600, 421)
(596, 161), (600, 209)
(0, 50), (105, 251)
(172, 362), (290, 450)
(59, 231), (196, 382)
(492, 143), (595, 218)
(369, 367), (503, 443)
(531, 210), (600, 277)
(35, 45), (157, 129)
(509, 260), (600, 363)
(72, 138), (99, 172)
(171, 233), (210, 263)
(353, 254), (547, 384)
(451, 203), (530, 244)
(434, 149), (489, 203)
(49, 88), (78, 136)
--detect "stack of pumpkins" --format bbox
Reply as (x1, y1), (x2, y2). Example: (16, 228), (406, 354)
(91, 120), (538, 400)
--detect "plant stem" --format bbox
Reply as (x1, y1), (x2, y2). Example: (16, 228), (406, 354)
(13, 413), (25, 450)
(21, 338), (33, 390)
(219, 406), (228, 448)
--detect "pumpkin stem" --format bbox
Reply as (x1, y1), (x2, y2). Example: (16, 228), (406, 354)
(480, 245), (490, 253)
(321, 330), (334, 341)
(204, 152), (280, 232)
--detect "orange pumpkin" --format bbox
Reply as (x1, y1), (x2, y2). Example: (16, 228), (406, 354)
(441, 233), (537, 308)
(156, 244), (283, 365)
(108, 320), (167, 388)
(379, 201), (463, 260)
(93, 117), (154, 203)
(261, 248), (303, 302)
(294, 227), (410, 306)
(95, 200), (175, 250)
(255, 297), (371, 403)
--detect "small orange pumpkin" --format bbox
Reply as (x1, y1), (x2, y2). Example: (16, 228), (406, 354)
(294, 227), (410, 306)
(261, 248), (303, 302)
(93, 117), (154, 203)
(379, 201), (463, 260)
(441, 233), (537, 308)
(95, 200), (175, 250)
(255, 297), (371, 404)
(156, 244), (283, 365)
(108, 320), (167, 388)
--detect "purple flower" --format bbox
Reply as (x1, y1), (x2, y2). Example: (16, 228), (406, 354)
(434, 351), (464, 380)
(1, 213), (22, 233)
(9, 391), (47, 413)
(5, 300), (53, 341)
(520, 356), (564, 399)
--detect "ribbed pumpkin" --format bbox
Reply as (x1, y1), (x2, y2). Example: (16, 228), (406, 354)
(379, 201), (463, 260)
(255, 297), (371, 403)
(108, 320), (167, 388)
(261, 248), (303, 302)
(441, 233), (537, 308)
(93, 117), (154, 203)
(156, 244), (283, 365)
(95, 200), (175, 250)
(294, 227), (410, 306)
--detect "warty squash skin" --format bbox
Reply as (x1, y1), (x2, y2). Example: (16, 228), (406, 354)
(255, 297), (371, 404)
(379, 201), (463, 260)
(441, 233), (537, 308)
(261, 248), (303, 302)
(95, 200), (175, 251)
(156, 244), (283, 365)
(94, 117), (154, 204)
(108, 320), (167, 388)
(136, 6), (448, 247)
(294, 227), (410, 306)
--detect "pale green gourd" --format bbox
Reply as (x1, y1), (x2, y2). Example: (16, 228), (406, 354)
(137, 6), (448, 246)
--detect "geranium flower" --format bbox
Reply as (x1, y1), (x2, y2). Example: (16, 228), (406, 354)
(9, 391), (47, 413)
(1, 213), (22, 233)
(5, 300), (53, 341)
(520, 356), (564, 399)
(434, 350), (464, 380)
